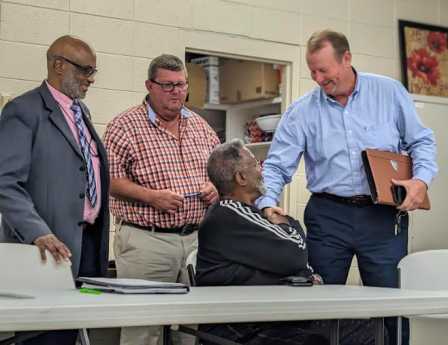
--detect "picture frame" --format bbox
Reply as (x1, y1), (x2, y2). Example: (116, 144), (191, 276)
(399, 20), (448, 97)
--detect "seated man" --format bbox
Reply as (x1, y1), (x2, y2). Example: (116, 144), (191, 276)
(196, 139), (386, 345)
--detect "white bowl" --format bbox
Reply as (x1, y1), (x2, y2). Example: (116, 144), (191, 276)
(255, 114), (281, 133)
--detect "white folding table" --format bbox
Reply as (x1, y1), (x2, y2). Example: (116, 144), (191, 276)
(2, 285), (448, 345)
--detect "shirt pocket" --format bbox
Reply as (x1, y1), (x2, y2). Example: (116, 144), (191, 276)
(190, 137), (211, 163)
(363, 121), (399, 151)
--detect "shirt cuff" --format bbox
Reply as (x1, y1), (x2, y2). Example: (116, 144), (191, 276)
(110, 170), (127, 180)
(256, 195), (277, 210)
(413, 169), (433, 189)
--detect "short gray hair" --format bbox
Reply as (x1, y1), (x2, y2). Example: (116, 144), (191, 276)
(307, 28), (350, 62)
(207, 139), (245, 196)
(148, 54), (187, 80)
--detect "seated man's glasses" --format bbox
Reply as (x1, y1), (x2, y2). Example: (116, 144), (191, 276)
(53, 55), (98, 77)
(240, 159), (262, 172)
(150, 79), (189, 92)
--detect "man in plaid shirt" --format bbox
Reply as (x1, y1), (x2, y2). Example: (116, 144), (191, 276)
(102, 54), (220, 345)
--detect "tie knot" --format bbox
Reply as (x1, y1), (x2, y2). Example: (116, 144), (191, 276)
(71, 101), (80, 112)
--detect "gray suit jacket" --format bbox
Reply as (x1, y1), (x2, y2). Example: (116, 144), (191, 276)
(0, 81), (110, 277)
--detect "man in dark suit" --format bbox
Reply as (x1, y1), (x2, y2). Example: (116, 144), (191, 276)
(0, 35), (110, 345)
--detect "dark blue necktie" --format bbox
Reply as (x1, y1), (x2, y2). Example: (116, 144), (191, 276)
(71, 101), (97, 208)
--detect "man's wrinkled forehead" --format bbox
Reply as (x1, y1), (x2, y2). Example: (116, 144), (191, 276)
(241, 147), (255, 160)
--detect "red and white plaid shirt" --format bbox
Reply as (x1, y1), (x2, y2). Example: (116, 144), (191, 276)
(103, 97), (220, 228)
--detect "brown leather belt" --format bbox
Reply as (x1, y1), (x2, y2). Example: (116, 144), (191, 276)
(314, 193), (373, 207)
(121, 220), (198, 236)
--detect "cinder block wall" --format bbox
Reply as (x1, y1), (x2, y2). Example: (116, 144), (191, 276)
(0, 0), (445, 266)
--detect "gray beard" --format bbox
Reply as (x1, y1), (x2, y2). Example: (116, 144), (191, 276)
(256, 179), (267, 196)
(61, 71), (84, 99)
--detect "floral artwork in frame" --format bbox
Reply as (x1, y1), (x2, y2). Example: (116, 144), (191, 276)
(399, 20), (448, 97)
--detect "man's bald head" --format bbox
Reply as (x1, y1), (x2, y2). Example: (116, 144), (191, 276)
(46, 35), (97, 100)
(47, 35), (95, 71)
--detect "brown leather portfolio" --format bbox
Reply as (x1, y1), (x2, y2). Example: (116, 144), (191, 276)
(361, 148), (430, 210)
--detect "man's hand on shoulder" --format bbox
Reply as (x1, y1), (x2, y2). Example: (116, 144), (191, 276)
(269, 213), (291, 225)
(151, 190), (184, 214)
(392, 178), (427, 211)
(262, 206), (287, 218)
(199, 182), (218, 205)
(263, 207), (289, 225)
(34, 234), (72, 264)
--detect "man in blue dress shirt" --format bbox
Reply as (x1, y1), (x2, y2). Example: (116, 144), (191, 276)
(257, 28), (438, 345)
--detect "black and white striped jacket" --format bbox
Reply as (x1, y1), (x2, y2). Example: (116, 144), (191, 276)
(196, 199), (313, 287)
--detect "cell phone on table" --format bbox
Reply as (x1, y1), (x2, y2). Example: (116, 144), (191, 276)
(279, 276), (313, 287)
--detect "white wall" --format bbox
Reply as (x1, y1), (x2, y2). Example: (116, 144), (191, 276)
(0, 0), (446, 266)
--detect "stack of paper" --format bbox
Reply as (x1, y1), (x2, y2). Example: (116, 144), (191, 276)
(77, 277), (189, 294)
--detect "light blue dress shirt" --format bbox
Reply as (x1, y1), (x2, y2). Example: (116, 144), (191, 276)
(257, 71), (438, 209)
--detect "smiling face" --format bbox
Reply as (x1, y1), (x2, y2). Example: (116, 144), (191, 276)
(239, 148), (267, 198)
(60, 52), (96, 100)
(306, 42), (352, 98)
(145, 68), (188, 121)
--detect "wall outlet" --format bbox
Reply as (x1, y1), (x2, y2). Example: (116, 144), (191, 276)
(0, 93), (17, 112)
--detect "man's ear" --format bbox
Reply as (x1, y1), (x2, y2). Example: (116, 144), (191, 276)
(53, 59), (64, 75)
(145, 79), (152, 93)
(343, 50), (352, 67)
(235, 171), (248, 187)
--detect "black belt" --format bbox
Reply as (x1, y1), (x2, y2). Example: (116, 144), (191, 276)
(121, 220), (198, 236)
(82, 222), (93, 231)
(314, 193), (373, 207)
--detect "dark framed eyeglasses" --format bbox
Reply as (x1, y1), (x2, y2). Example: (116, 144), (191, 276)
(150, 79), (189, 92)
(53, 55), (97, 77)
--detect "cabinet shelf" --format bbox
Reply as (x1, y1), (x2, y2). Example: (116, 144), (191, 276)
(203, 97), (282, 111)
(193, 96), (281, 160)
(245, 142), (272, 149)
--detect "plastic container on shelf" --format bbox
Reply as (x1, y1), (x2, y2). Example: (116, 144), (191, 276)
(255, 114), (281, 133)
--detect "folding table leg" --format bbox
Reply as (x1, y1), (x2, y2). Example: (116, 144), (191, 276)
(374, 318), (385, 345)
(163, 325), (173, 345)
(330, 319), (339, 345)
(396, 316), (402, 345)
(78, 328), (90, 345)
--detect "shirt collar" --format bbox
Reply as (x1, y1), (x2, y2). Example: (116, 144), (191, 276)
(321, 66), (360, 103)
(45, 80), (76, 107)
(351, 67), (360, 100)
(143, 95), (190, 125)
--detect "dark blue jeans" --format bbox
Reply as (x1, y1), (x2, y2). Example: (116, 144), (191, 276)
(305, 194), (409, 345)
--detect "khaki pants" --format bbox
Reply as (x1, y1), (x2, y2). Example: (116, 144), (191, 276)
(115, 221), (197, 345)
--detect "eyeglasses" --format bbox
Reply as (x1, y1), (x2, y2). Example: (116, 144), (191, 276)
(240, 159), (262, 172)
(53, 55), (98, 77)
(150, 79), (189, 92)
